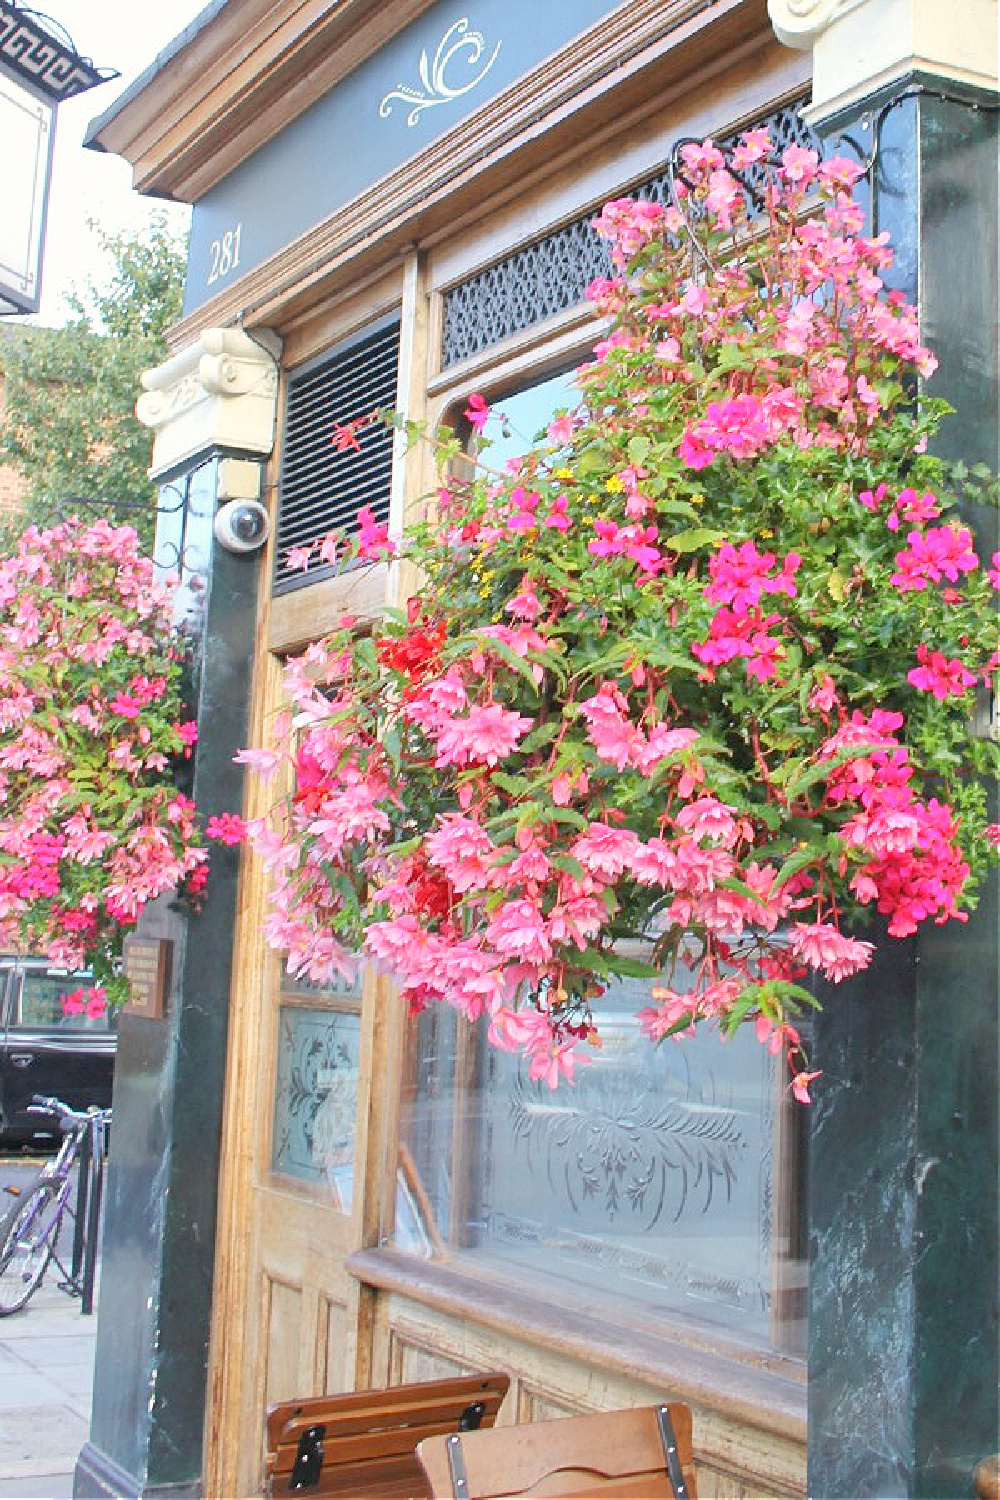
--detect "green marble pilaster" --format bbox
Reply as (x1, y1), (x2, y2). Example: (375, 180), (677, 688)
(74, 461), (261, 1498)
(807, 87), (999, 1499)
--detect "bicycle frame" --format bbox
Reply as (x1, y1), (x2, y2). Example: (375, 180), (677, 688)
(0, 1095), (111, 1315)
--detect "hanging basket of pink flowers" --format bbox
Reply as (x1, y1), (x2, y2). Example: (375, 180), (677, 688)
(0, 518), (208, 1009)
(238, 131), (999, 1099)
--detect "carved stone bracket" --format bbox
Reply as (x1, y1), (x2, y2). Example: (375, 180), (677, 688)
(768, 0), (999, 124)
(136, 326), (281, 481)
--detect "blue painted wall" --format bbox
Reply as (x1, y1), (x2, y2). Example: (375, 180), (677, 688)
(184, 0), (624, 314)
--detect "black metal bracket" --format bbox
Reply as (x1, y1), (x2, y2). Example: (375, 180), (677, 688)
(838, 81), (1000, 180)
(288, 1423), (325, 1490)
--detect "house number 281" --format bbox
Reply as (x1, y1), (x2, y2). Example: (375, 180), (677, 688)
(207, 224), (242, 285)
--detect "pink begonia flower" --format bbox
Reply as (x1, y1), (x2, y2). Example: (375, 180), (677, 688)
(403, 671), (469, 731)
(546, 413), (575, 445)
(572, 823), (639, 880)
(206, 813), (249, 845)
(286, 543), (313, 571)
(791, 1070), (823, 1104)
(464, 393), (490, 433)
(809, 675), (839, 714)
(427, 814), (496, 893)
(318, 534), (339, 565)
(788, 922), (875, 982)
(985, 824), (1000, 849)
(679, 428), (714, 470)
(988, 552), (1000, 589)
(680, 139), (724, 174)
(729, 127), (772, 170)
(506, 578), (542, 622)
(907, 645), (977, 700)
(542, 495), (571, 532)
(705, 540), (801, 613)
(634, 725), (699, 775)
(817, 153), (865, 191)
(780, 144), (820, 186)
(551, 769), (588, 806)
(891, 525), (979, 591)
(485, 900), (553, 964)
(356, 506), (396, 560)
(638, 988), (697, 1042)
(755, 1016), (802, 1055)
(675, 796), (740, 846)
(579, 686), (642, 771)
(174, 720), (198, 749)
(528, 1038), (589, 1090)
(434, 703), (533, 769)
(233, 746), (286, 780)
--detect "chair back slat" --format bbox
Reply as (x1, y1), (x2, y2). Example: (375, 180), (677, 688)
(417, 1404), (697, 1500)
(264, 1372), (509, 1497)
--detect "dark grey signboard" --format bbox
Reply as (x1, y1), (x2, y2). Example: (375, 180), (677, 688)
(183, 0), (625, 315)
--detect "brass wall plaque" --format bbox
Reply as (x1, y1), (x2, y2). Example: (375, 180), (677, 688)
(123, 937), (173, 1020)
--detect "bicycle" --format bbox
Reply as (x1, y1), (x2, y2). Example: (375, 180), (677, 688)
(0, 1094), (111, 1316)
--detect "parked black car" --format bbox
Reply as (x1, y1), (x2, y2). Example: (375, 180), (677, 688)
(0, 957), (116, 1142)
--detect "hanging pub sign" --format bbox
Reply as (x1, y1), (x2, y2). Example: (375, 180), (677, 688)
(0, 1), (107, 314)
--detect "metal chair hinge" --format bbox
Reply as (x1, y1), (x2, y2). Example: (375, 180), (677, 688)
(656, 1405), (689, 1500)
(289, 1423), (324, 1490)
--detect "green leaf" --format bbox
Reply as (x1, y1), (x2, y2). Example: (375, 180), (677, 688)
(665, 527), (726, 554)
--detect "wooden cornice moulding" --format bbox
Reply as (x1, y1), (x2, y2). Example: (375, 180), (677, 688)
(167, 0), (769, 347)
(344, 1246), (807, 1445)
(87, 0), (437, 200)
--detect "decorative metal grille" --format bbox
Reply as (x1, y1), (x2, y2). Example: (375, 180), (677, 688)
(274, 316), (400, 595)
(440, 97), (822, 368)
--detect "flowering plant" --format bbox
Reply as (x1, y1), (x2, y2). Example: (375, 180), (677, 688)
(0, 518), (208, 1008)
(242, 133), (999, 1097)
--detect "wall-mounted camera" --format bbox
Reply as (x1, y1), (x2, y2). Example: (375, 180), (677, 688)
(213, 498), (270, 554)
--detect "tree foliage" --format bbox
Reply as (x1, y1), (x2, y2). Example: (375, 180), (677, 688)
(0, 215), (187, 549)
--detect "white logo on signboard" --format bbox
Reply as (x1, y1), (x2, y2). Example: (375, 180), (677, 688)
(379, 18), (501, 128)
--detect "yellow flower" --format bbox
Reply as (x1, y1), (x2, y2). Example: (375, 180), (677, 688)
(555, 467), (574, 481)
(605, 475), (625, 494)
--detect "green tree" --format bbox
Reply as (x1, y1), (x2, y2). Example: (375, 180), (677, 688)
(0, 214), (187, 548)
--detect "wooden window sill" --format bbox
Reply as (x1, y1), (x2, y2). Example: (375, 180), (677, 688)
(345, 1246), (806, 1443)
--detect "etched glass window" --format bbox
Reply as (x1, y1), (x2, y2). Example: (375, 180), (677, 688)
(271, 1002), (362, 1203)
(395, 979), (806, 1352)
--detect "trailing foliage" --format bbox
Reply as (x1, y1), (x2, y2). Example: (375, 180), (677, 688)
(239, 133), (999, 1098)
(0, 519), (206, 1006)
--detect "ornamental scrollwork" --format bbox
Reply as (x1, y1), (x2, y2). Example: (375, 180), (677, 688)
(507, 1069), (747, 1230)
(379, 18), (501, 128)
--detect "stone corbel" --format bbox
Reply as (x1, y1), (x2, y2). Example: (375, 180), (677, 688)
(768, 0), (999, 124)
(137, 327), (281, 482)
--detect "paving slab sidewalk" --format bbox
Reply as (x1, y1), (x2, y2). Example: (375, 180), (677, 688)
(0, 1263), (98, 1500)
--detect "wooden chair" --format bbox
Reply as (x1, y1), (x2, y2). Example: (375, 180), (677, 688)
(417, 1403), (697, 1500)
(264, 1371), (510, 1497)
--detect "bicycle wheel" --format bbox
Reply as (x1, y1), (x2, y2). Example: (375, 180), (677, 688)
(0, 1176), (61, 1315)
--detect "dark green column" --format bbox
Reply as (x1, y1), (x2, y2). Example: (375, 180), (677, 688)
(807, 85), (999, 1499)
(74, 458), (262, 1498)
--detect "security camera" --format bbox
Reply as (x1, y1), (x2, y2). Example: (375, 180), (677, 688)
(214, 498), (270, 554)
